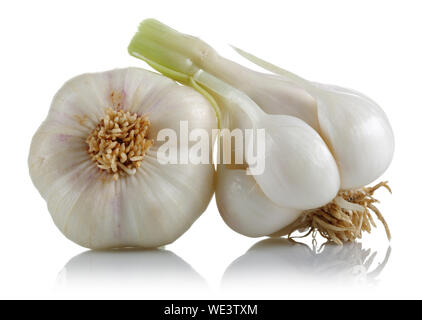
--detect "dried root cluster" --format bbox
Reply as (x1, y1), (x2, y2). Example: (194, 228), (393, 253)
(86, 107), (153, 180)
(288, 182), (392, 245)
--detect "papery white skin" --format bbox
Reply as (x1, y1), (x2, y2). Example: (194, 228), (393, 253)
(216, 165), (301, 237)
(29, 67), (216, 249)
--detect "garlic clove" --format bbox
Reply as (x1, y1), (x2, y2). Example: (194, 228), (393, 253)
(314, 85), (394, 189)
(251, 115), (340, 210)
(216, 164), (301, 237)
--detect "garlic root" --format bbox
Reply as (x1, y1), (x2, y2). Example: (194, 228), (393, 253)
(271, 182), (391, 245)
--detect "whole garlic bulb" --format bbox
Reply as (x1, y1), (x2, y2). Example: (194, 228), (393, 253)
(128, 19), (394, 244)
(29, 67), (216, 249)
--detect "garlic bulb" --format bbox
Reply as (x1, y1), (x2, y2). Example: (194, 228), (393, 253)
(29, 67), (216, 249)
(128, 19), (394, 244)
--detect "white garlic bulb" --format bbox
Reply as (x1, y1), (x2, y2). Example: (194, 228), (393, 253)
(29, 67), (216, 249)
(128, 19), (394, 244)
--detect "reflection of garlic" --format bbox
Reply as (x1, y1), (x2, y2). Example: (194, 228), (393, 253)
(58, 249), (207, 293)
(29, 67), (216, 249)
(128, 19), (394, 244)
(222, 238), (391, 288)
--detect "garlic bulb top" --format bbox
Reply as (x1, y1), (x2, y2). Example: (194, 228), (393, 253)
(29, 67), (216, 249)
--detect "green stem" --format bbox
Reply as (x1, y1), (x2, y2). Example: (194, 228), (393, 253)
(129, 19), (213, 74)
(128, 19), (222, 127)
(128, 19), (265, 128)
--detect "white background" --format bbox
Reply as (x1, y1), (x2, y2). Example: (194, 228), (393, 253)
(1, 0), (421, 299)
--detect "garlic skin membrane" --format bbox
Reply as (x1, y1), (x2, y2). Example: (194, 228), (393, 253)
(29, 67), (216, 249)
